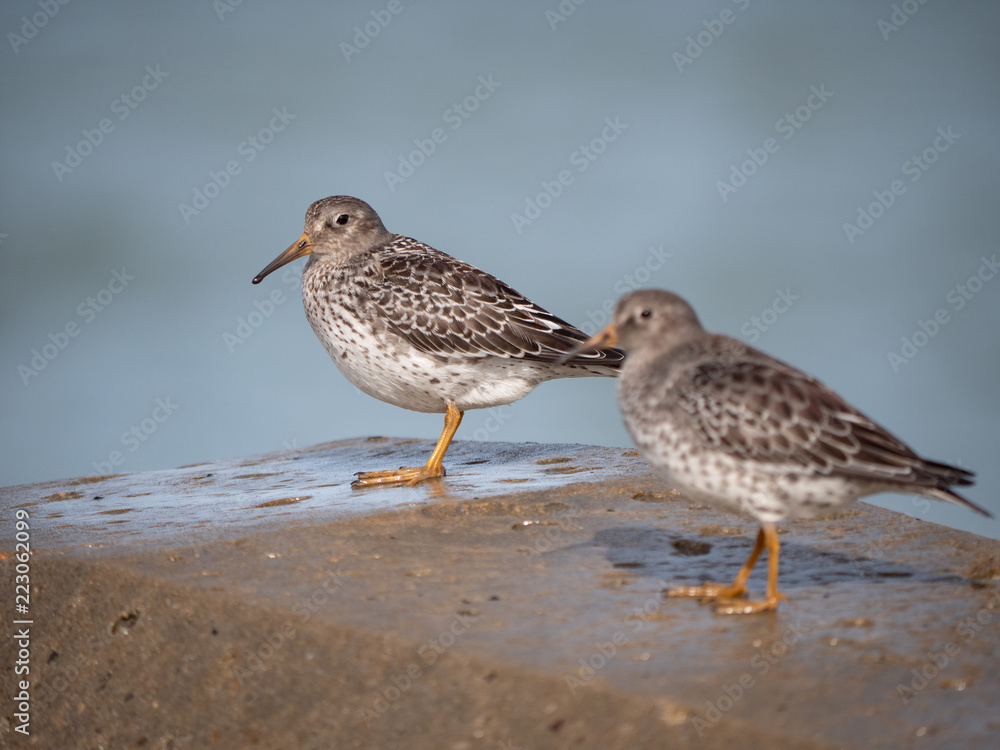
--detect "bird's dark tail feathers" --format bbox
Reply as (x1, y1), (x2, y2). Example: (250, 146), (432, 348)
(917, 460), (991, 517)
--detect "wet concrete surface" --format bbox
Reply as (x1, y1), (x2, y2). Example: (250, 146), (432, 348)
(1, 438), (999, 749)
(6, 438), (644, 552)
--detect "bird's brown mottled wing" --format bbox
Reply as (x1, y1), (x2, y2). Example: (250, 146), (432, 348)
(677, 348), (975, 492)
(368, 236), (623, 367)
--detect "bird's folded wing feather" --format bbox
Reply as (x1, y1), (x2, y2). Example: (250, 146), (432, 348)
(368, 239), (623, 366)
(678, 356), (971, 486)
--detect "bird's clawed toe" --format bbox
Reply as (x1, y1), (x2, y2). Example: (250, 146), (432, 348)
(351, 464), (446, 488)
(665, 582), (747, 601)
(711, 593), (785, 615)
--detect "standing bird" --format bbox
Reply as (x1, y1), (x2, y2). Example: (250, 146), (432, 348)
(252, 196), (622, 487)
(568, 289), (990, 614)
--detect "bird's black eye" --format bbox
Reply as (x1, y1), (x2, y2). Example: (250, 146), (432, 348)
(639, 308), (652, 319)
(336, 214), (349, 225)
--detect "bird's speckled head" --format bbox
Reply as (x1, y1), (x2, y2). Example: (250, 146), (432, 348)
(610, 289), (704, 355)
(561, 289), (704, 365)
(253, 195), (393, 284)
(303, 196), (393, 260)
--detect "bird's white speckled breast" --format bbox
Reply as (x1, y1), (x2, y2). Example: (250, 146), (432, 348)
(301, 258), (555, 413)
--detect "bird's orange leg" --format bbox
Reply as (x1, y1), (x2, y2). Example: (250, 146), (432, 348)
(665, 523), (787, 614)
(352, 403), (464, 488)
(714, 523), (787, 614)
(666, 526), (766, 601)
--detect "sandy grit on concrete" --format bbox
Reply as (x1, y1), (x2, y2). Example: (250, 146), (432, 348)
(1, 438), (999, 749)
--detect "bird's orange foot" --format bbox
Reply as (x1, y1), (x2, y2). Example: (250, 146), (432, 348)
(712, 592), (786, 616)
(351, 464), (446, 488)
(665, 582), (747, 601)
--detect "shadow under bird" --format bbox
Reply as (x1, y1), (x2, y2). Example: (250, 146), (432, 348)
(566, 289), (991, 614)
(253, 196), (622, 487)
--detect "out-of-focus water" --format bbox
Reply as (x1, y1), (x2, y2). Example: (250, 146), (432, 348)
(2, 1), (997, 538)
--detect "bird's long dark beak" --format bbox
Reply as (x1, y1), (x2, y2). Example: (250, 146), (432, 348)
(557, 324), (619, 365)
(252, 232), (314, 284)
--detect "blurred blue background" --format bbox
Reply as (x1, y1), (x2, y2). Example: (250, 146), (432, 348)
(2, 1), (998, 538)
